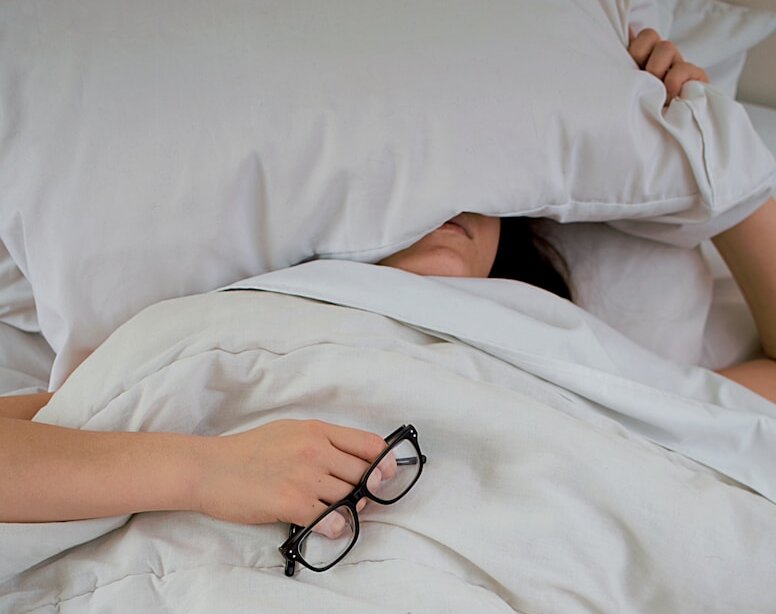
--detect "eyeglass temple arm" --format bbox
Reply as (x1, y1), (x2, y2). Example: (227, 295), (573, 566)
(284, 524), (301, 577)
(395, 454), (427, 466)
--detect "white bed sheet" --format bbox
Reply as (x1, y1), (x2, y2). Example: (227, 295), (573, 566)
(2, 262), (775, 612)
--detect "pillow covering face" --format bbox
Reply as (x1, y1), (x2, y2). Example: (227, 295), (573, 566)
(0, 0), (774, 388)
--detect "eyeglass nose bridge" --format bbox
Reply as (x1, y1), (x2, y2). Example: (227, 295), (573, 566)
(345, 482), (373, 508)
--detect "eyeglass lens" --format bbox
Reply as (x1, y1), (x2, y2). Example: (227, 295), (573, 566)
(298, 504), (357, 569)
(368, 437), (422, 502)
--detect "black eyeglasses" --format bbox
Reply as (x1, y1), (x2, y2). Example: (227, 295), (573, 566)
(278, 424), (427, 576)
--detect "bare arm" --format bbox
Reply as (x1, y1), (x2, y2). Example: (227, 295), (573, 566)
(0, 416), (201, 521)
(0, 392), (53, 420)
(712, 198), (776, 402)
(0, 390), (385, 524)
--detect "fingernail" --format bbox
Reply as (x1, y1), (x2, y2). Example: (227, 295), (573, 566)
(367, 467), (382, 492)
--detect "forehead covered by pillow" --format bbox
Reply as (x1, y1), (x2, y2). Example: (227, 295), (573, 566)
(0, 0), (773, 388)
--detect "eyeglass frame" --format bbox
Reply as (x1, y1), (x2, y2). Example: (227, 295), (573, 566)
(278, 423), (427, 576)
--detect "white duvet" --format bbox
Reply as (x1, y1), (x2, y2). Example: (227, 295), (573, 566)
(2, 261), (776, 613)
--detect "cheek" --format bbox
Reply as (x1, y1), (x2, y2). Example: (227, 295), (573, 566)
(378, 238), (471, 277)
(475, 219), (501, 276)
(398, 245), (471, 277)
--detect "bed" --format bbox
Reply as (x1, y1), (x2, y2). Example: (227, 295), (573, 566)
(1, 1), (775, 612)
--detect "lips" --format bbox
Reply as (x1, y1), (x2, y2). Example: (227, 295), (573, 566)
(438, 221), (469, 238)
(446, 215), (473, 239)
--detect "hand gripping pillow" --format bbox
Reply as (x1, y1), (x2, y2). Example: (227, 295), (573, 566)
(630, 0), (776, 98)
(0, 0), (774, 388)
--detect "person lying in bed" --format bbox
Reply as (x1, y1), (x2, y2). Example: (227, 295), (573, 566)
(0, 30), (773, 530)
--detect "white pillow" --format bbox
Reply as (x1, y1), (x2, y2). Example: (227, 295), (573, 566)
(547, 222), (713, 365)
(0, 242), (39, 333)
(0, 0), (774, 388)
(0, 323), (54, 396)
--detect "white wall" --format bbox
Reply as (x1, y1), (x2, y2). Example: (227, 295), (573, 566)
(727, 0), (776, 107)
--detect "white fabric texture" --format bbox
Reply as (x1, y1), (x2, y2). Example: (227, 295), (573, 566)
(0, 242), (38, 333)
(219, 261), (776, 497)
(0, 323), (53, 395)
(2, 261), (774, 612)
(548, 222), (714, 365)
(1, 0), (774, 390)
(743, 102), (776, 156)
(0, 243), (52, 394)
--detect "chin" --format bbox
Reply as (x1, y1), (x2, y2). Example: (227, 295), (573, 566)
(403, 248), (472, 277)
(380, 243), (477, 277)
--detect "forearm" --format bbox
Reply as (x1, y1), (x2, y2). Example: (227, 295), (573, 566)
(712, 198), (776, 358)
(0, 417), (204, 522)
(717, 360), (776, 403)
(0, 392), (54, 420)
(711, 198), (776, 403)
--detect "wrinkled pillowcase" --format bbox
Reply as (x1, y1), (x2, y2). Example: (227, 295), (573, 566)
(0, 242), (39, 334)
(0, 0), (774, 388)
(547, 222), (714, 365)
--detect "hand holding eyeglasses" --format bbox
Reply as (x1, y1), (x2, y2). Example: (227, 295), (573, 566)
(279, 424), (427, 576)
(191, 419), (388, 528)
(309, 446), (401, 539)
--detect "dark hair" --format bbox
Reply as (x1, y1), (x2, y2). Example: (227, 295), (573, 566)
(489, 217), (572, 301)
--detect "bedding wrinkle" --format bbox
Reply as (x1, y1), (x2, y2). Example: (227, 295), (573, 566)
(229, 151), (271, 270)
(678, 93), (716, 208)
(351, 521), (520, 613)
(7, 521), (516, 613)
(5, 279), (776, 611)
(3, 1), (776, 610)
(220, 261), (776, 505)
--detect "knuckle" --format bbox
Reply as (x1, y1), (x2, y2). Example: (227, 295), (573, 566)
(640, 28), (660, 42)
(665, 77), (684, 99)
(665, 67), (682, 84)
(301, 419), (329, 440)
(305, 419), (326, 432)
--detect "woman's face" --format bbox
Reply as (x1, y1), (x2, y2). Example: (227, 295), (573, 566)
(378, 213), (500, 277)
